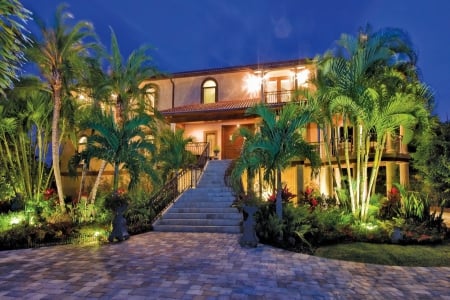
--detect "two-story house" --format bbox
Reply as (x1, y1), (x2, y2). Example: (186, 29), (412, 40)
(147, 59), (410, 201)
(62, 58), (410, 202)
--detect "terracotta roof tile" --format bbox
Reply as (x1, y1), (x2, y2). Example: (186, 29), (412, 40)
(160, 98), (263, 115)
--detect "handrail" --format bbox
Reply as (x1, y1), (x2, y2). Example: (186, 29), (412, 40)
(186, 142), (209, 169)
(149, 142), (210, 222)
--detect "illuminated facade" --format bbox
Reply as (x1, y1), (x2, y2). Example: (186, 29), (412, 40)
(62, 59), (410, 201)
(147, 59), (410, 200)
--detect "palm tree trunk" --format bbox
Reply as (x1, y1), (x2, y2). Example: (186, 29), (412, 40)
(77, 162), (88, 204)
(355, 124), (362, 217)
(322, 123), (341, 204)
(88, 160), (107, 204)
(113, 162), (120, 191)
(51, 77), (65, 211)
(276, 168), (283, 219)
(343, 118), (356, 214)
(360, 135), (371, 221)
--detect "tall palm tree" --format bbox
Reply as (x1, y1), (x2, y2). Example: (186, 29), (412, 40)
(0, 0), (31, 93)
(156, 128), (195, 181)
(26, 4), (97, 210)
(95, 28), (158, 125)
(85, 29), (159, 202)
(245, 103), (321, 219)
(320, 25), (432, 220)
(80, 111), (158, 191)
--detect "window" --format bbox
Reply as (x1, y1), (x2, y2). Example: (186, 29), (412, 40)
(144, 85), (158, 113)
(77, 136), (88, 165)
(78, 136), (87, 152)
(202, 79), (217, 104)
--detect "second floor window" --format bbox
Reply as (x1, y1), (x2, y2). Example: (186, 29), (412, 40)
(202, 79), (217, 104)
(146, 86), (158, 110)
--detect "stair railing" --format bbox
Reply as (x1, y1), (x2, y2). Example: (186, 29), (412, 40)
(149, 142), (210, 222)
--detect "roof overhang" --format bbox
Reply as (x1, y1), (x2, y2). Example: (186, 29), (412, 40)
(160, 99), (284, 123)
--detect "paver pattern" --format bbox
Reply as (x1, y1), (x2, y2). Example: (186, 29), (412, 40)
(0, 232), (449, 299)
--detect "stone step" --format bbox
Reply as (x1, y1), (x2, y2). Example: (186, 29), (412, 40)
(177, 196), (235, 202)
(168, 207), (239, 214)
(163, 212), (242, 220)
(157, 218), (241, 226)
(152, 159), (239, 234)
(173, 202), (235, 208)
(186, 186), (233, 191)
(182, 191), (234, 197)
(153, 225), (241, 234)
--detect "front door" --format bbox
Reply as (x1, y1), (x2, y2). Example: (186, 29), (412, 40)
(222, 124), (254, 159)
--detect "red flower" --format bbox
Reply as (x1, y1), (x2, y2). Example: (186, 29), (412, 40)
(390, 187), (399, 195)
(268, 194), (276, 202)
(43, 188), (56, 200)
(267, 185), (296, 203)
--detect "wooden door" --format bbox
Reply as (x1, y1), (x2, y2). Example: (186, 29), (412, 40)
(222, 124), (254, 159)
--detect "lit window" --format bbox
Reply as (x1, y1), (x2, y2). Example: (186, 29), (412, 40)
(78, 136), (87, 153)
(146, 86), (158, 109)
(202, 79), (217, 104)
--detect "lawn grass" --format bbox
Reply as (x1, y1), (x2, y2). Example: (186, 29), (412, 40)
(314, 240), (450, 267)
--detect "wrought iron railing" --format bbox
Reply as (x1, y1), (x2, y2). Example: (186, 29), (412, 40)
(186, 142), (209, 169)
(149, 142), (210, 222)
(320, 135), (405, 157)
(264, 90), (294, 104)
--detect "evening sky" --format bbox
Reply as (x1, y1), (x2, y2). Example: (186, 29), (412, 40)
(21, 0), (450, 120)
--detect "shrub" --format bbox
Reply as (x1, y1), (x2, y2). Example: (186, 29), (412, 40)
(255, 203), (324, 253)
(378, 187), (401, 219)
(104, 189), (130, 211)
(125, 189), (155, 234)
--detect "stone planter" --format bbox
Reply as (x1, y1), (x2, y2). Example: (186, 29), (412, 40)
(391, 226), (403, 244)
(108, 205), (130, 242)
(239, 205), (259, 247)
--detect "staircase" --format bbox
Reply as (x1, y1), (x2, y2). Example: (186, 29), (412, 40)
(152, 160), (242, 233)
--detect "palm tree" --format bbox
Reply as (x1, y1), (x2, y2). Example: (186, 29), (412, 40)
(0, 77), (53, 201)
(156, 128), (195, 182)
(319, 25), (432, 220)
(0, 0), (31, 93)
(230, 125), (263, 197)
(26, 4), (97, 210)
(80, 111), (158, 192)
(85, 28), (159, 202)
(245, 103), (321, 219)
(95, 28), (158, 124)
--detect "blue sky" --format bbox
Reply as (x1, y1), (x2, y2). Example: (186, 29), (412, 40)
(22, 0), (450, 120)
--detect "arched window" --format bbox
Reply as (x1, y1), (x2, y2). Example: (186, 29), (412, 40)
(145, 85), (158, 110)
(201, 79), (217, 104)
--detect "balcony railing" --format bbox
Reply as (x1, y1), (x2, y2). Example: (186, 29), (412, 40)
(264, 90), (294, 104)
(310, 135), (406, 159)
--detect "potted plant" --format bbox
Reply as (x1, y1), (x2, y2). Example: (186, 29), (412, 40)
(105, 188), (130, 242)
(213, 146), (220, 159)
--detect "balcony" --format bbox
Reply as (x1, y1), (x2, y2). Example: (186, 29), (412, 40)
(264, 90), (294, 104)
(310, 135), (407, 160)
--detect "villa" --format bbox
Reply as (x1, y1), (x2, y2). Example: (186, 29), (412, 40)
(144, 59), (410, 201)
(61, 58), (410, 202)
